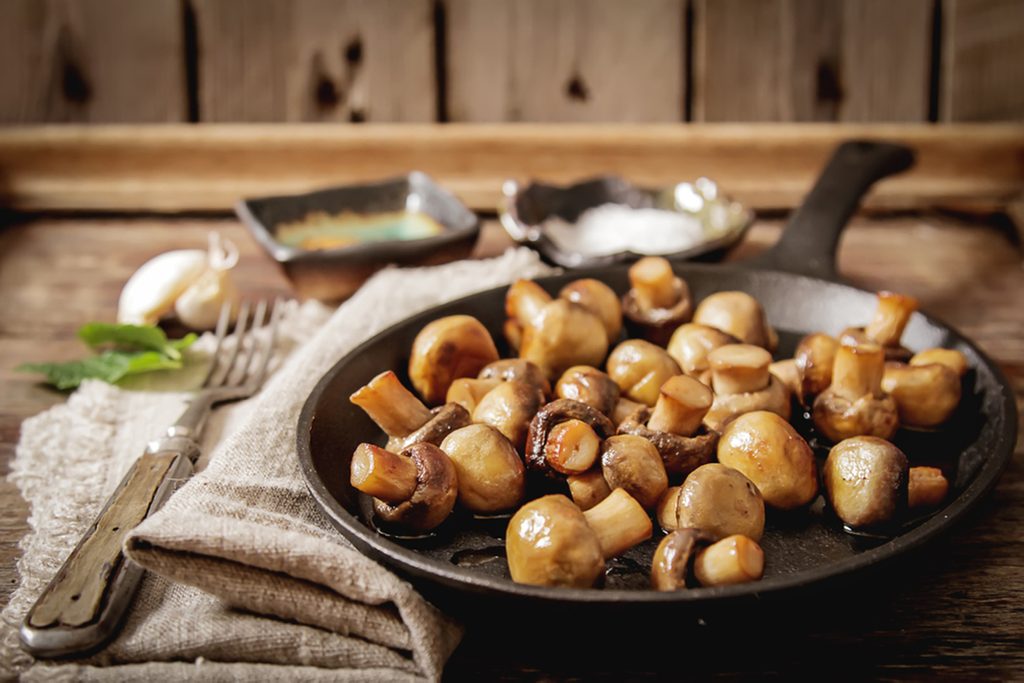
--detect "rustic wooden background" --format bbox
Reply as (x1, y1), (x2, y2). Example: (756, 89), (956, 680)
(1, 0), (1021, 125)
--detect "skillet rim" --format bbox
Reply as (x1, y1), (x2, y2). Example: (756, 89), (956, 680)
(296, 263), (1018, 605)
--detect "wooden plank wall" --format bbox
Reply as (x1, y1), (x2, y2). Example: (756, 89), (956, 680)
(0, 0), (1022, 124)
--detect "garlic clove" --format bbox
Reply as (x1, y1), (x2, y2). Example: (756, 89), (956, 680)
(117, 249), (208, 326)
(175, 266), (239, 329)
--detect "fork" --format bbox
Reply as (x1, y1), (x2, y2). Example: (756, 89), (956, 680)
(20, 299), (283, 659)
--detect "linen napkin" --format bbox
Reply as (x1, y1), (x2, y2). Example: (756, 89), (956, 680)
(1, 248), (556, 681)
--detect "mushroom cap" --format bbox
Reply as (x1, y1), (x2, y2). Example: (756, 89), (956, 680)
(440, 424), (525, 513)
(667, 323), (739, 376)
(811, 388), (899, 443)
(718, 411), (818, 510)
(409, 315), (500, 405)
(520, 299), (609, 380)
(617, 406), (718, 478)
(881, 362), (961, 428)
(676, 463), (765, 541)
(373, 442), (458, 531)
(525, 398), (616, 478)
(621, 278), (693, 347)
(704, 374), (791, 432)
(794, 332), (839, 403)
(650, 528), (716, 591)
(385, 402), (472, 452)
(506, 494), (606, 588)
(692, 291), (775, 350)
(910, 348), (968, 377)
(555, 365), (621, 416)
(824, 436), (908, 528)
(478, 358), (552, 396)
(472, 380), (545, 451)
(606, 339), (682, 406)
(600, 434), (669, 510)
(559, 278), (623, 344)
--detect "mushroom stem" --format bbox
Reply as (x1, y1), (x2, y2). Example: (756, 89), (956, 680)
(544, 419), (601, 474)
(693, 535), (765, 587)
(350, 443), (418, 504)
(582, 488), (653, 559)
(865, 291), (918, 347)
(709, 344), (772, 395)
(350, 371), (432, 437)
(629, 256), (679, 310)
(506, 279), (552, 327)
(648, 375), (713, 436)
(567, 469), (612, 511)
(832, 343), (885, 400)
(909, 466), (949, 508)
(446, 377), (502, 413)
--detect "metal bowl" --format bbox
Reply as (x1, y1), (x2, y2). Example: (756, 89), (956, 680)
(237, 172), (480, 301)
(500, 175), (754, 268)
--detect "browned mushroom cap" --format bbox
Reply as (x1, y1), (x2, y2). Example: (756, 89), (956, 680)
(600, 434), (669, 510)
(617, 406), (718, 478)
(704, 344), (791, 431)
(718, 411), (818, 510)
(692, 291), (776, 350)
(478, 358), (552, 396)
(559, 278), (623, 344)
(812, 343), (899, 442)
(385, 402), (472, 452)
(656, 486), (683, 531)
(520, 299), (609, 380)
(555, 365), (621, 416)
(675, 463), (765, 541)
(824, 436), (908, 528)
(352, 442), (458, 532)
(472, 380), (545, 452)
(769, 359), (801, 397)
(446, 377), (501, 413)
(795, 333), (840, 404)
(606, 339), (682, 406)
(350, 370), (433, 438)
(506, 494), (605, 588)
(439, 424), (525, 513)
(622, 257), (693, 346)
(650, 528), (716, 591)
(881, 361), (961, 429)
(504, 279), (553, 353)
(409, 315), (500, 405)
(910, 348), (968, 377)
(611, 397), (645, 427)
(666, 323), (739, 377)
(582, 488), (654, 558)
(840, 291), (918, 361)
(525, 399), (616, 477)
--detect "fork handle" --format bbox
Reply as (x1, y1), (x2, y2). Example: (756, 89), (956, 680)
(20, 442), (197, 658)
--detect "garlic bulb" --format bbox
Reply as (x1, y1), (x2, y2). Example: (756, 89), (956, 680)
(117, 233), (240, 329)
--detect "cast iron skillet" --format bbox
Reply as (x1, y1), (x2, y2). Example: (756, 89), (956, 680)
(296, 142), (1017, 619)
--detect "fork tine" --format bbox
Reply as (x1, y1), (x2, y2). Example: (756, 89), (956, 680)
(247, 297), (285, 391)
(201, 301), (234, 388)
(213, 300), (250, 387)
(231, 298), (269, 387)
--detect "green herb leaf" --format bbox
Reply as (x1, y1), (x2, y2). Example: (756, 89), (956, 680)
(77, 323), (197, 361)
(17, 350), (183, 391)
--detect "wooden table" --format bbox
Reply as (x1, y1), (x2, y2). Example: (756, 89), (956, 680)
(2, 209), (1022, 679)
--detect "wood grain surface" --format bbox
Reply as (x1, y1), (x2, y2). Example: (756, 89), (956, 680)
(1, 124), (1022, 213)
(193, 0), (436, 123)
(692, 0), (933, 122)
(445, 0), (685, 122)
(0, 0), (187, 124)
(1, 212), (1022, 678)
(941, 0), (1024, 122)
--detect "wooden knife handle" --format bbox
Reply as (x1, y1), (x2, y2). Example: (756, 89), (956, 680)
(21, 447), (194, 658)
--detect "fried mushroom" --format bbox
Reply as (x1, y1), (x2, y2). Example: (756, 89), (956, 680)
(606, 339), (682, 406)
(520, 299), (609, 380)
(506, 495), (605, 588)
(650, 528), (716, 591)
(621, 257), (693, 345)
(704, 344), (790, 431)
(559, 278), (623, 345)
(674, 463), (765, 542)
(881, 361), (961, 429)
(478, 358), (552, 396)
(600, 434), (669, 510)
(439, 424), (525, 513)
(408, 315), (500, 405)
(840, 291), (918, 361)
(824, 436), (908, 528)
(351, 442), (458, 532)
(525, 399), (616, 478)
(812, 343), (899, 442)
(795, 332), (840, 404)
(555, 365), (621, 417)
(472, 380), (545, 451)
(666, 323), (738, 377)
(692, 291), (776, 351)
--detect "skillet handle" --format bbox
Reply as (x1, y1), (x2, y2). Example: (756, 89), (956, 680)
(745, 140), (914, 281)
